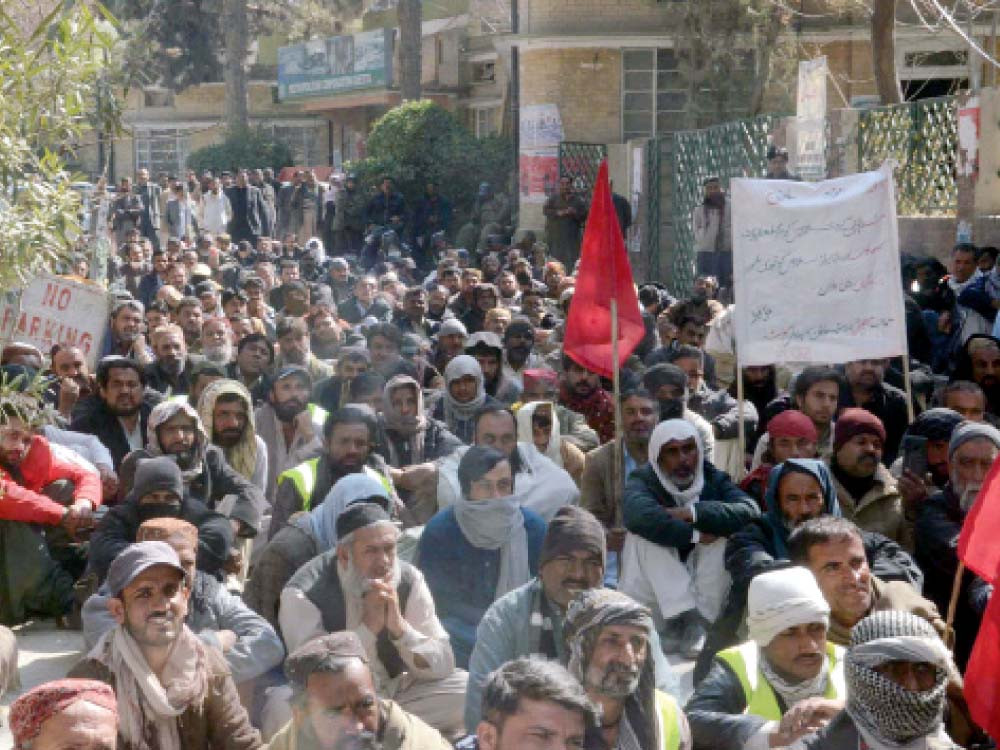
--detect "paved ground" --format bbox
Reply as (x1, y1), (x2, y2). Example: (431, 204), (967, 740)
(0, 620), (696, 747)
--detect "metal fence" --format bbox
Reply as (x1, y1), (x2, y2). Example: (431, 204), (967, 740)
(857, 96), (958, 216)
(558, 142), (608, 202)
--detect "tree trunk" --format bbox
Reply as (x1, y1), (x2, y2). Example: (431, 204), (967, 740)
(748, 4), (785, 116)
(872, 0), (901, 104)
(398, 0), (422, 101)
(222, 0), (250, 132)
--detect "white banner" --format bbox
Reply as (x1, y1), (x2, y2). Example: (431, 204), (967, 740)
(732, 166), (906, 366)
(0, 275), (109, 369)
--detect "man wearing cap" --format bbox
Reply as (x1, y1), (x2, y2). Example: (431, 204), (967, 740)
(173, 296), (205, 351)
(323, 256), (355, 306)
(467, 331), (521, 405)
(686, 567), (844, 750)
(70, 541), (262, 749)
(838, 358), (915, 464)
(277, 502), (467, 737)
(826, 408), (907, 546)
(739, 409), (819, 509)
(798, 611), (960, 750)
(270, 631), (453, 750)
(520, 367), (599, 451)
(255, 365), (326, 504)
(10, 679), (118, 750)
(431, 317), (468, 373)
(916, 419), (1000, 668)
(564, 589), (691, 750)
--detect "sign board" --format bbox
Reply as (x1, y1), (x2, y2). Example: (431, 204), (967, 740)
(278, 29), (392, 100)
(795, 57), (828, 181)
(0, 275), (109, 369)
(519, 104), (564, 205)
(731, 166), (906, 365)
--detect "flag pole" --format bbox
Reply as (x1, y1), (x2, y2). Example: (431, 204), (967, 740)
(736, 354), (746, 481)
(902, 352), (916, 424)
(611, 295), (624, 517)
(945, 560), (965, 650)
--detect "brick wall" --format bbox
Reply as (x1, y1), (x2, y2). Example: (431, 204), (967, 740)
(521, 0), (674, 36)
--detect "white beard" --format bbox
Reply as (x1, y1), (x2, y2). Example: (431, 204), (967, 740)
(202, 341), (233, 365)
(337, 553), (402, 602)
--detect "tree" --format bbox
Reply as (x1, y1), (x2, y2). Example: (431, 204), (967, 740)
(222, 0), (250, 131)
(397, 0), (422, 101)
(186, 128), (293, 174)
(872, 0), (902, 104)
(0, 2), (116, 290)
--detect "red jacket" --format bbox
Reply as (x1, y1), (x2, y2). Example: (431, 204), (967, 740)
(0, 435), (102, 526)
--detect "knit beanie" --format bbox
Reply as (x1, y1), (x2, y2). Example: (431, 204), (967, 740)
(130, 457), (184, 503)
(948, 420), (1000, 459)
(747, 566), (830, 647)
(540, 506), (606, 570)
(834, 408), (886, 451)
(767, 410), (818, 442)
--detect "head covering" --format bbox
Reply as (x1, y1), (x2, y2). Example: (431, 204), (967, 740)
(137, 517), (199, 547)
(146, 400), (209, 482)
(285, 632), (368, 689)
(310, 473), (391, 552)
(106, 541), (186, 596)
(381, 374), (427, 454)
(465, 331), (504, 356)
(904, 408), (964, 442)
(846, 610), (953, 747)
(443, 354), (486, 432)
(335, 501), (393, 541)
(330, 257), (349, 271)
(127, 456), (184, 504)
(523, 368), (560, 392)
(746, 566), (830, 647)
(437, 318), (468, 339)
(763, 459), (840, 557)
(948, 419), (1000, 459)
(834, 408), (887, 451)
(196, 378), (257, 481)
(540, 506), (606, 570)
(642, 363), (688, 395)
(11, 679), (118, 750)
(516, 401), (563, 466)
(273, 364), (313, 389)
(648, 420), (704, 505)
(767, 409), (819, 441)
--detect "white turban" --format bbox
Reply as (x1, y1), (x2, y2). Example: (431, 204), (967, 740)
(747, 566), (830, 647)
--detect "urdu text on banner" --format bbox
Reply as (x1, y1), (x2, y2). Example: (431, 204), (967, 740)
(731, 164), (907, 366)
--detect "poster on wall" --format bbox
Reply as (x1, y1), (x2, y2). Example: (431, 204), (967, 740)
(795, 56), (828, 181)
(519, 104), (564, 204)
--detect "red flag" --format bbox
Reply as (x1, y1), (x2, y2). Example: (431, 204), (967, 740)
(563, 161), (645, 379)
(963, 586), (1000, 739)
(957, 455), (1000, 582)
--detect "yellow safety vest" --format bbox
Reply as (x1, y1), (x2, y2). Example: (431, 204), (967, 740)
(277, 458), (393, 510)
(306, 403), (328, 429)
(655, 690), (683, 750)
(716, 641), (845, 721)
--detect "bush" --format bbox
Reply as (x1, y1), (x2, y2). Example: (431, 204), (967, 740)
(186, 127), (294, 175)
(349, 100), (513, 230)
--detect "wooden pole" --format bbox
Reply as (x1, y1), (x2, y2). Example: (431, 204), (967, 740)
(901, 352), (916, 423)
(611, 298), (624, 576)
(944, 560), (965, 651)
(736, 355), (747, 481)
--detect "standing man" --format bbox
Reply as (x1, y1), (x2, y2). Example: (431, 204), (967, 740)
(543, 176), (586, 268)
(133, 168), (161, 251)
(333, 172), (366, 253)
(692, 176), (731, 289)
(200, 176), (232, 236)
(227, 170), (267, 247)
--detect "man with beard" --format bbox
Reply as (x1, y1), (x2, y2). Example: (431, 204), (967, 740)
(87, 457), (233, 583)
(501, 317), (541, 388)
(621, 420), (758, 659)
(895, 408), (964, 527)
(543, 176), (586, 267)
(270, 631), (453, 750)
(255, 366), (325, 504)
(226, 169), (268, 247)
(269, 406), (396, 539)
(394, 286), (438, 341)
(826, 409), (907, 545)
(729, 365), (778, 452)
(642, 364), (716, 462)
(466, 332), (520, 405)
(116, 400), (264, 540)
(333, 172), (366, 254)
(838, 358), (913, 464)
(564, 588), (691, 750)
(916, 421), (1000, 669)
(323, 257), (354, 306)
(431, 318), (468, 373)
(276, 503), (467, 738)
(581, 388), (658, 587)
(187, 361), (226, 410)
(71, 357), (159, 472)
(519, 369), (598, 451)
(201, 316), (233, 366)
(686, 567), (844, 750)
(229, 333), (275, 405)
(951, 334), (1000, 416)
(102, 298), (152, 362)
(314, 348), (371, 413)
(559, 356), (615, 445)
(70, 541), (262, 749)
(308, 305), (343, 361)
(275, 318), (334, 382)
(197, 379), (267, 492)
(754, 367), (843, 466)
(48, 345), (95, 419)
(144, 324), (201, 397)
(798, 611), (960, 750)
(670, 345), (757, 449)
(692, 177), (731, 288)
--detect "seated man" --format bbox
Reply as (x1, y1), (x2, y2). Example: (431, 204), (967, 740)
(466, 332), (521, 405)
(196, 378), (268, 492)
(278, 503), (467, 737)
(520, 368), (599, 452)
(559, 356), (615, 444)
(465, 506), (678, 731)
(838, 358), (915, 464)
(118, 399), (265, 538)
(270, 631), (453, 750)
(143, 323), (201, 397)
(826, 408), (907, 546)
(83, 517), (283, 689)
(894, 407), (964, 522)
(799, 611), (960, 750)
(621, 419), (759, 658)
(70, 541), (262, 749)
(642, 364), (716, 463)
(739, 409), (818, 510)
(10, 679), (118, 750)
(418, 446), (547, 668)
(376, 374), (463, 474)
(670, 344), (758, 445)
(430, 355), (502, 444)
(686, 567), (844, 750)
(563, 589), (691, 750)
(313, 347), (371, 413)
(89, 456), (233, 582)
(754, 366), (843, 465)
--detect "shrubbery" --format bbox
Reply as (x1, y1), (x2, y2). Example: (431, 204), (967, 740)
(187, 127), (294, 175)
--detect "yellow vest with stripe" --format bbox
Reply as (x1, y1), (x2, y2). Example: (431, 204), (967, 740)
(305, 403), (328, 430)
(716, 641), (845, 721)
(654, 689), (684, 750)
(277, 458), (393, 510)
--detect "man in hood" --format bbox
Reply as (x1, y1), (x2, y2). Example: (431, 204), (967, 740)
(621, 419), (758, 659)
(466, 332), (520, 405)
(196, 378), (267, 492)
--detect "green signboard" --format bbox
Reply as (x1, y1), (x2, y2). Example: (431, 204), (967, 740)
(278, 29), (393, 100)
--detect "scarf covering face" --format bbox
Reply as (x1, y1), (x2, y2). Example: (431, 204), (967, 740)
(195, 379), (257, 481)
(89, 624), (209, 750)
(309, 472), (390, 552)
(763, 459), (841, 558)
(515, 401), (563, 466)
(454, 490), (530, 599)
(846, 611), (952, 750)
(146, 400), (209, 483)
(381, 375), (427, 464)
(648, 419), (704, 506)
(759, 650), (831, 706)
(443, 355), (486, 432)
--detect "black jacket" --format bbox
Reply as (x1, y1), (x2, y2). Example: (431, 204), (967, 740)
(69, 392), (161, 472)
(336, 295), (394, 325)
(373, 416), (463, 468)
(686, 658), (770, 750)
(143, 356), (203, 397)
(837, 380), (916, 465)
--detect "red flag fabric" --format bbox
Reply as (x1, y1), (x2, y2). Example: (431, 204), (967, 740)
(962, 585), (1000, 739)
(563, 161), (645, 379)
(957, 454), (1000, 582)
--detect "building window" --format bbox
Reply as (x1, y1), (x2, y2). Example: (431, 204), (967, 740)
(262, 124), (323, 166)
(134, 128), (189, 179)
(622, 48), (686, 140)
(474, 107), (499, 139)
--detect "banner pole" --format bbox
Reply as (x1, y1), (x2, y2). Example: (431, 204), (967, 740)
(611, 297), (623, 500)
(902, 351), (916, 424)
(944, 560), (965, 651)
(736, 353), (746, 481)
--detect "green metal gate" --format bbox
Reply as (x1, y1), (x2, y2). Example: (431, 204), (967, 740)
(558, 142), (609, 201)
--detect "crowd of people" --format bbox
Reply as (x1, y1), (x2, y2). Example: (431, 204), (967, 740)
(0, 163), (995, 750)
